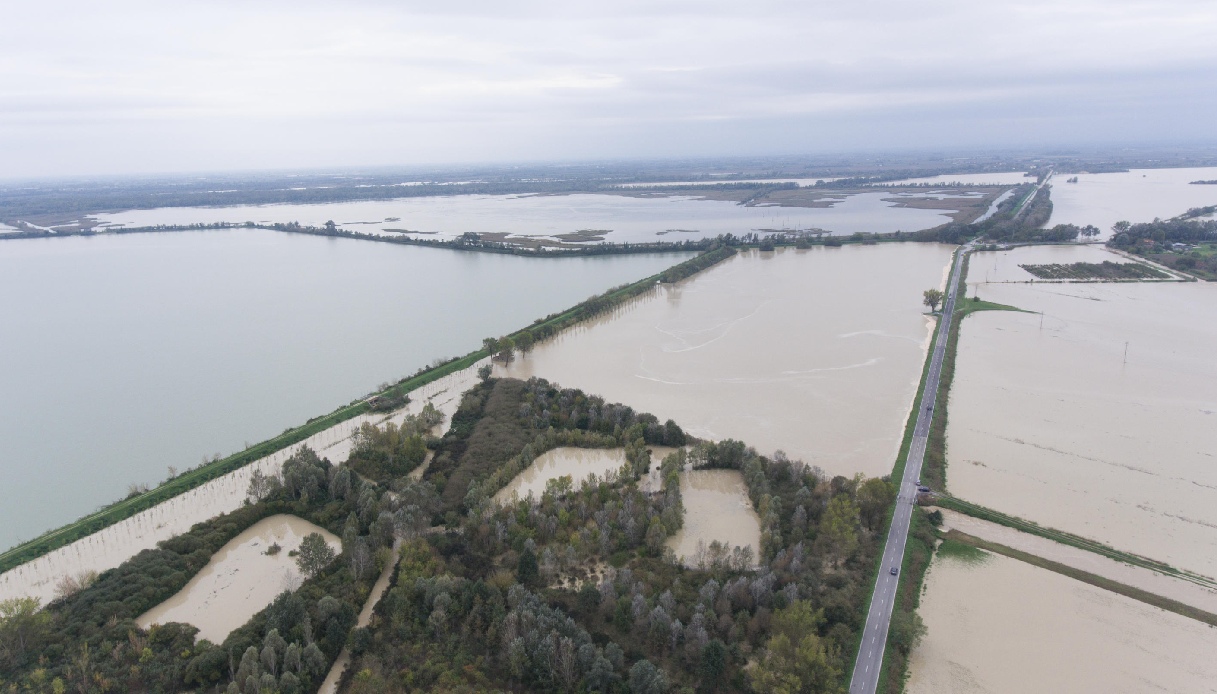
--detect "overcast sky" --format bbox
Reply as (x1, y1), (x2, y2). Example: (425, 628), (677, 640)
(4, 0), (1217, 177)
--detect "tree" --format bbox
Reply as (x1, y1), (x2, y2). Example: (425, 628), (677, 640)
(0, 597), (49, 668)
(888, 610), (927, 655)
(922, 288), (944, 313)
(515, 331), (535, 353)
(816, 496), (860, 565)
(477, 364), (493, 382)
(517, 546), (540, 587)
(495, 336), (516, 363)
(628, 659), (668, 694)
(700, 639), (728, 688)
(856, 477), (895, 531)
(1112, 220), (1131, 235)
(751, 601), (841, 694)
(295, 533), (336, 578)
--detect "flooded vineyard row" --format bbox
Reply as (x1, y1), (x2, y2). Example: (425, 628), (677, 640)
(0, 360), (485, 606)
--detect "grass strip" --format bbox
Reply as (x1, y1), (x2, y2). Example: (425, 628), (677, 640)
(0, 246), (736, 575)
(945, 529), (1217, 628)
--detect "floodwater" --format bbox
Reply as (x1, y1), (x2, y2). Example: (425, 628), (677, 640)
(963, 243), (1174, 286)
(614, 178), (840, 188)
(136, 514), (341, 643)
(0, 360), (483, 606)
(935, 508), (1217, 615)
(492, 448), (630, 503)
(665, 470), (761, 565)
(906, 550), (1217, 694)
(882, 172), (1030, 186)
(498, 244), (956, 477)
(84, 191), (960, 241)
(949, 246), (1217, 576)
(0, 229), (685, 549)
(1047, 166), (1217, 237)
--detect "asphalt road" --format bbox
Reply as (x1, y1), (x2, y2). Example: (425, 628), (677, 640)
(848, 243), (970, 694)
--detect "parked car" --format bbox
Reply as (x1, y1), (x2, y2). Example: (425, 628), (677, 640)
(917, 485), (931, 493)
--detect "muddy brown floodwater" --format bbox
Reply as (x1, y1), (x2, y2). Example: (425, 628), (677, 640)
(493, 447), (631, 503)
(136, 515), (341, 643)
(666, 470), (761, 566)
(950, 246), (1217, 577)
(498, 244), (954, 478)
(906, 550), (1217, 693)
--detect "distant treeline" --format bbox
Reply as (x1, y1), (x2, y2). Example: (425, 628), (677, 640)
(1108, 217), (1217, 248)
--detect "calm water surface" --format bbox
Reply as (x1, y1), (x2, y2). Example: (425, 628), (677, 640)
(1047, 166), (1217, 236)
(499, 244), (954, 477)
(86, 191), (959, 241)
(951, 245), (1217, 576)
(906, 551), (1217, 694)
(137, 514), (340, 642)
(0, 230), (688, 549)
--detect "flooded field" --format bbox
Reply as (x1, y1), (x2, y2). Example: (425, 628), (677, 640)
(1048, 166), (1217, 237)
(0, 229), (681, 549)
(906, 550), (1217, 694)
(499, 244), (955, 477)
(0, 360), (483, 606)
(493, 447), (630, 503)
(949, 246), (1217, 576)
(936, 508), (1217, 614)
(665, 470), (761, 565)
(136, 515), (340, 643)
(83, 190), (961, 242)
(883, 172), (1030, 186)
(964, 243), (1165, 285)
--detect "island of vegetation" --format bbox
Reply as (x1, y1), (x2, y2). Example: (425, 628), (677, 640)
(1018, 261), (1168, 280)
(1107, 213), (1217, 280)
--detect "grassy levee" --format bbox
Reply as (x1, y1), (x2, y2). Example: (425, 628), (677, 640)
(0, 245), (736, 576)
(945, 529), (1217, 627)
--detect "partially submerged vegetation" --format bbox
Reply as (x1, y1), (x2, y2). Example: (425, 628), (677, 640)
(422, 377), (686, 513)
(346, 405), (443, 482)
(345, 428), (894, 693)
(1, 376), (898, 694)
(1018, 260), (1168, 280)
(1108, 214), (1217, 280)
(0, 446), (408, 693)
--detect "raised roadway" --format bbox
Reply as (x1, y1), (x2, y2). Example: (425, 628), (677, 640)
(848, 242), (971, 694)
